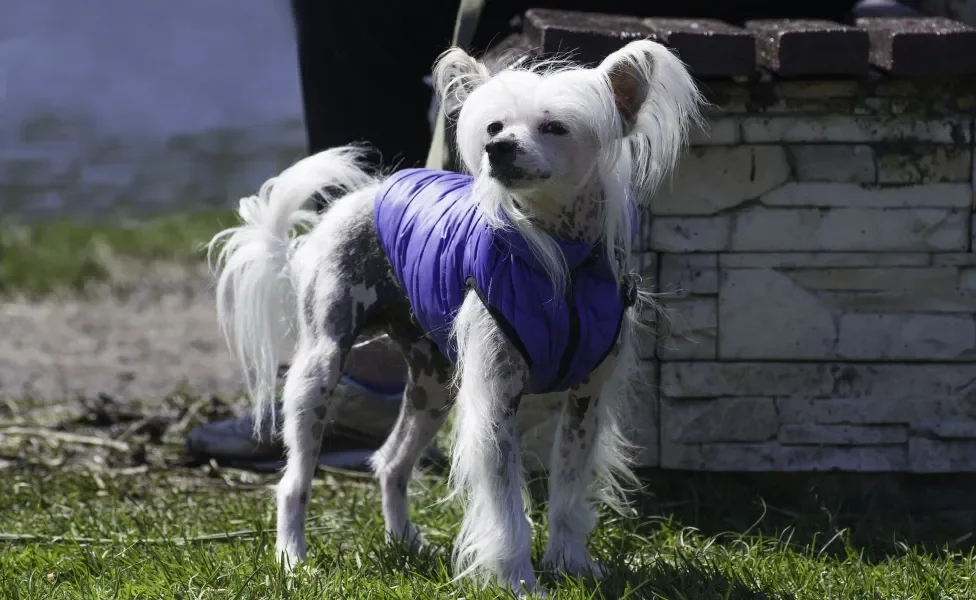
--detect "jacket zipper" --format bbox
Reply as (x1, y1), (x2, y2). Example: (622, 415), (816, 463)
(553, 248), (601, 390)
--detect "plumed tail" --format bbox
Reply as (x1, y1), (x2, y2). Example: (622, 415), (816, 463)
(207, 146), (377, 435)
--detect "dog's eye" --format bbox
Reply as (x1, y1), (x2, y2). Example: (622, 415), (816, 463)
(486, 121), (504, 136)
(540, 121), (569, 136)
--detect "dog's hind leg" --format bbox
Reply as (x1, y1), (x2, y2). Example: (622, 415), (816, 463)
(275, 280), (371, 567)
(541, 354), (619, 579)
(370, 337), (453, 550)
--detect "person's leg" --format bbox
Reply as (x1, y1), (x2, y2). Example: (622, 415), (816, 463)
(291, 0), (458, 167)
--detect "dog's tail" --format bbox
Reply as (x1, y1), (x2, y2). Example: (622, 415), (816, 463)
(207, 146), (376, 434)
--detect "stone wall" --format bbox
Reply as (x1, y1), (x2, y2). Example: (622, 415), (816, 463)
(511, 12), (976, 473)
(640, 77), (976, 472)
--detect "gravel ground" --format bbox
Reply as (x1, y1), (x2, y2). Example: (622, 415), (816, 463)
(0, 265), (243, 405)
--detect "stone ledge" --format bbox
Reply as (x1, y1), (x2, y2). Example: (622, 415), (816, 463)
(651, 208), (968, 253)
(658, 362), (976, 472)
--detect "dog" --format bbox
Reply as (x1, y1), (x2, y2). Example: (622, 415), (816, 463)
(209, 38), (702, 596)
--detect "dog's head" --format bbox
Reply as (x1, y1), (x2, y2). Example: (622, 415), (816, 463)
(433, 39), (703, 199)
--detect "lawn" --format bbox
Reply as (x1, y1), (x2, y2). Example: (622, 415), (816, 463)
(2, 422), (976, 600)
(0, 210), (237, 298)
(3, 212), (976, 598)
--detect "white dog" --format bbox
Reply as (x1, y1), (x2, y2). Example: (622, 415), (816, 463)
(209, 39), (702, 596)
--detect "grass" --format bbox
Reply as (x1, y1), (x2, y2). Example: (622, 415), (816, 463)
(0, 210), (237, 298)
(3, 448), (976, 600)
(4, 211), (976, 598)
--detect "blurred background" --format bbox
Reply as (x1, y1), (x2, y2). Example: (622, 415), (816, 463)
(0, 0), (304, 221)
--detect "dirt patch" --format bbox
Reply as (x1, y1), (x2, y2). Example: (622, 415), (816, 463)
(0, 264), (244, 406)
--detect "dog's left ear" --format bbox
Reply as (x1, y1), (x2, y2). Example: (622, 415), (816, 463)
(598, 41), (658, 135)
(433, 48), (489, 116)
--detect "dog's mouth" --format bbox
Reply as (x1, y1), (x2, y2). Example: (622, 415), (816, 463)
(488, 165), (550, 187)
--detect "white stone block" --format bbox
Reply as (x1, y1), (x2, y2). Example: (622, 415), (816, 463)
(876, 146), (972, 184)
(659, 253), (719, 297)
(663, 442), (908, 471)
(909, 438), (976, 473)
(659, 297), (717, 360)
(690, 119), (739, 145)
(837, 313), (976, 360)
(728, 207), (967, 252)
(661, 397), (777, 443)
(783, 267), (958, 291)
(720, 253), (931, 268)
(661, 362), (836, 398)
(652, 146), (790, 215)
(650, 216), (731, 252)
(719, 269), (838, 360)
(773, 363), (976, 425)
(739, 116), (972, 144)
(760, 182), (971, 209)
(778, 424), (908, 445)
(789, 145), (876, 183)
(913, 420), (976, 440)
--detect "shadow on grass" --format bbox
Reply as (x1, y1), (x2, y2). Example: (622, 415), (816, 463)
(623, 469), (976, 565)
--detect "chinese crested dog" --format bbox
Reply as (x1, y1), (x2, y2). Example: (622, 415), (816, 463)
(210, 38), (702, 595)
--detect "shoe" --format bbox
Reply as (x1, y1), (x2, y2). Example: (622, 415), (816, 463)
(185, 336), (446, 473)
(853, 0), (926, 17)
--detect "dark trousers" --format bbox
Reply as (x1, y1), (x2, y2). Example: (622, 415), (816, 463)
(291, 0), (859, 168)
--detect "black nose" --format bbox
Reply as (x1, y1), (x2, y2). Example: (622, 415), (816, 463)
(485, 139), (516, 163)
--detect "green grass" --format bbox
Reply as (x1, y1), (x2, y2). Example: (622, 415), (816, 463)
(3, 459), (976, 599)
(0, 210), (237, 298)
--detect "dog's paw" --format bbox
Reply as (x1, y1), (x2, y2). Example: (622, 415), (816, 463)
(506, 578), (549, 598)
(387, 523), (430, 554)
(275, 543), (307, 572)
(542, 551), (606, 580)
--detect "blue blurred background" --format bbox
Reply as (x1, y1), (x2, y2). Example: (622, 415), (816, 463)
(0, 0), (305, 221)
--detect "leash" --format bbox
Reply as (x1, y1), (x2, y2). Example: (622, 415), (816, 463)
(425, 0), (488, 171)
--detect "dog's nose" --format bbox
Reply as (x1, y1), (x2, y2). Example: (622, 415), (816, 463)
(485, 139), (516, 163)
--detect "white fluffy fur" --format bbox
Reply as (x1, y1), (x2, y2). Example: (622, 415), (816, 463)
(209, 39), (702, 597)
(208, 146), (377, 435)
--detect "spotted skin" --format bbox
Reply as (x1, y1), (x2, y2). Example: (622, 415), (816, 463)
(541, 344), (621, 579)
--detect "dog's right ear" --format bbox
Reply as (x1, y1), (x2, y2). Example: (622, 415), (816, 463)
(432, 48), (489, 116)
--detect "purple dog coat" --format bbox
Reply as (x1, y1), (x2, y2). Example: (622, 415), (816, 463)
(374, 168), (633, 394)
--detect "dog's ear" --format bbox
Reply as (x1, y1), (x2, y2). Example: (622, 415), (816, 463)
(598, 41), (658, 135)
(433, 48), (489, 116)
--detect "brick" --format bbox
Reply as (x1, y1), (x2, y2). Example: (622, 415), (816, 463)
(838, 314), (976, 361)
(661, 362), (836, 398)
(664, 442), (908, 471)
(910, 438), (976, 473)
(759, 182), (971, 209)
(789, 145), (877, 183)
(659, 297), (717, 360)
(644, 19), (756, 77)
(728, 207), (967, 252)
(779, 424), (909, 445)
(720, 253), (931, 268)
(661, 397), (778, 444)
(652, 146), (791, 216)
(740, 116), (972, 144)
(659, 253), (719, 297)
(523, 9), (655, 65)
(746, 19), (870, 76)
(858, 17), (976, 76)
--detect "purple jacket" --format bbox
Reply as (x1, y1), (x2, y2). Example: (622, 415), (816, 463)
(374, 169), (631, 394)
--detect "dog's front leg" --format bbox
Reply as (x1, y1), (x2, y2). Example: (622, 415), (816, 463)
(542, 354), (619, 579)
(450, 295), (541, 596)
